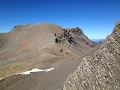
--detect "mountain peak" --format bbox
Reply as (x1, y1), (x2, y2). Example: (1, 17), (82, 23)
(0, 22), (96, 79)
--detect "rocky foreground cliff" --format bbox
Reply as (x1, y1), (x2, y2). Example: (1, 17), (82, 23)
(62, 21), (120, 90)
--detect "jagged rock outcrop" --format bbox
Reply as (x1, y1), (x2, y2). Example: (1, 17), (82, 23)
(55, 27), (96, 48)
(62, 21), (120, 90)
(54, 27), (96, 55)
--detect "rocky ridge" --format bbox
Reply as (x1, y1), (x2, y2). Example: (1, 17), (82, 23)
(54, 27), (96, 55)
(62, 21), (120, 90)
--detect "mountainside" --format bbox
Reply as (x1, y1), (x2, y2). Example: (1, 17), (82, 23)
(0, 23), (96, 79)
(62, 21), (120, 90)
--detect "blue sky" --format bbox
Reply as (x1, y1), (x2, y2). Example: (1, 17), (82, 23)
(0, 0), (120, 39)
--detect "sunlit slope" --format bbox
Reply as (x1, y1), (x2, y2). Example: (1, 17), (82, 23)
(0, 23), (96, 79)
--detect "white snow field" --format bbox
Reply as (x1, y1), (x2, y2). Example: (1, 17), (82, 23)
(19, 68), (54, 75)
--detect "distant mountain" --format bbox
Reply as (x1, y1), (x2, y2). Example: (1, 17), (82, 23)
(91, 39), (104, 43)
(0, 23), (97, 79)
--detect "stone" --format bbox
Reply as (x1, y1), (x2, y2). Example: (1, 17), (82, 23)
(62, 21), (120, 90)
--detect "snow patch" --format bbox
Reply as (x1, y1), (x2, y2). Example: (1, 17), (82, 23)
(19, 68), (54, 75)
(0, 78), (3, 80)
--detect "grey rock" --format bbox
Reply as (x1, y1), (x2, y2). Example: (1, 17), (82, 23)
(62, 21), (120, 90)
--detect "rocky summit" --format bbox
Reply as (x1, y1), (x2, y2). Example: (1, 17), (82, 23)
(62, 21), (120, 90)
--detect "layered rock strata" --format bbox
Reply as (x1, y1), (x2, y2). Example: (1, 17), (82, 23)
(63, 21), (120, 90)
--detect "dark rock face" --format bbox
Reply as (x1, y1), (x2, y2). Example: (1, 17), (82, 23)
(62, 21), (120, 90)
(54, 29), (76, 45)
(68, 27), (96, 48)
(54, 27), (97, 55)
(54, 27), (96, 47)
